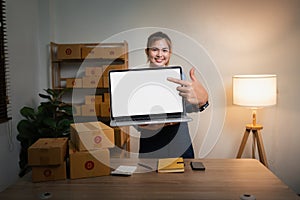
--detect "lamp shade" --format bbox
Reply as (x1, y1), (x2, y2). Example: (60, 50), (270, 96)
(232, 74), (277, 107)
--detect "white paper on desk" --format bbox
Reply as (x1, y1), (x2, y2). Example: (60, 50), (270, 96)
(111, 165), (137, 176)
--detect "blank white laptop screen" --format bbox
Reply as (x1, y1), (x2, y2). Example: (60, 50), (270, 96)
(109, 66), (192, 127)
(109, 67), (182, 118)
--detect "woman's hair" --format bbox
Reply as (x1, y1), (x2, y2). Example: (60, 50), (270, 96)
(145, 31), (172, 65)
(146, 31), (172, 50)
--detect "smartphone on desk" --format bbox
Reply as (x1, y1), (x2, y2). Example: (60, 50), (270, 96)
(190, 161), (205, 171)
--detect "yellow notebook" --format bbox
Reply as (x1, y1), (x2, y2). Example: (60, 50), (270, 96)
(157, 157), (184, 173)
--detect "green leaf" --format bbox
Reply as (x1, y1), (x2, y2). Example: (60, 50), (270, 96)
(16, 120), (38, 140)
(20, 107), (36, 120)
(43, 117), (57, 128)
(59, 105), (73, 115)
(39, 93), (52, 101)
(38, 127), (55, 137)
(45, 88), (55, 96)
(57, 88), (71, 99)
(37, 105), (52, 119)
(57, 118), (71, 129)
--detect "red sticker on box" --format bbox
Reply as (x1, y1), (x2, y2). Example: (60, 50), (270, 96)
(85, 161), (94, 170)
(65, 48), (72, 55)
(94, 136), (102, 144)
(109, 51), (115, 55)
(43, 169), (52, 177)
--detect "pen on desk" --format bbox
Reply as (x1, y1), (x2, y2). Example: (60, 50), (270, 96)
(138, 163), (153, 170)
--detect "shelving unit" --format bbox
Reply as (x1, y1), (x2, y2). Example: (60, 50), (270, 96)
(50, 41), (130, 155)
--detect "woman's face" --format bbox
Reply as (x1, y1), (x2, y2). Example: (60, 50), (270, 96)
(147, 39), (171, 67)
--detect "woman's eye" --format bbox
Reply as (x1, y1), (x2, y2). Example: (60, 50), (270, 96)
(150, 48), (158, 51)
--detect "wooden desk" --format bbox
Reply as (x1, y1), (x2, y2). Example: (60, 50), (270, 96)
(0, 159), (299, 200)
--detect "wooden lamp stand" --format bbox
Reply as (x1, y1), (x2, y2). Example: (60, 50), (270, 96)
(236, 110), (268, 168)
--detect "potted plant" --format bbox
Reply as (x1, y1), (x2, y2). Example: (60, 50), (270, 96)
(16, 88), (73, 176)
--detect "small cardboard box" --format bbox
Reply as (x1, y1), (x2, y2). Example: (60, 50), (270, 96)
(28, 138), (68, 166)
(102, 64), (126, 77)
(85, 95), (102, 105)
(69, 141), (110, 179)
(82, 76), (103, 88)
(81, 46), (125, 59)
(66, 78), (82, 88)
(81, 104), (100, 116)
(70, 121), (114, 151)
(57, 44), (82, 60)
(81, 46), (102, 59)
(100, 47), (125, 59)
(102, 76), (109, 88)
(114, 127), (128, 148)
(100, 102), (110, 117)
(31, 161), (67, 182)
(103, 93), (110, 103)
(72, 104), (81, 116)
(85, 66), (103, 76)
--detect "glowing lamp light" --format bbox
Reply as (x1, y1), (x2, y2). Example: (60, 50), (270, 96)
(233, 74), (277, 108)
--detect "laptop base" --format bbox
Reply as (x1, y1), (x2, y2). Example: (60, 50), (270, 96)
(110, 116), (192, 127)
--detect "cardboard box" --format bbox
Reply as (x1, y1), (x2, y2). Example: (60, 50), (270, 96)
(31, 161), (67, 182)
(81, 46), (125, 59)
(72, 104), (81, 116)
(102, 64), (126, 77)
(70, 121), (114, 151)
(69, 141), (110, 179)
(85, 95), (102, 105)
(82, 76), (103, 88)
(114, 127), (128, 148)
(102, 76), (109, 88)
(28, 138), (68, 166)
(103, 93), (110, 103)
(66, 78), (82, 88)
(81, 104), (100, 116)
(85, 67), (103, 76)
(100, 102), (110, 117)
(100, 47), (125, 59)
(81, 46), (102, 59)
(57, 44), (82, 60)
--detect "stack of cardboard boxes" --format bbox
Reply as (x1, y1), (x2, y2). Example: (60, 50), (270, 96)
(28, 138), (68, 182)
(27, 121), (115, 182)
(67, 65), (120, 118)
(69, 121), (114, 179)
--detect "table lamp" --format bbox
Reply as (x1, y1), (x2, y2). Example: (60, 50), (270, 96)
(232, 74), (277, 168)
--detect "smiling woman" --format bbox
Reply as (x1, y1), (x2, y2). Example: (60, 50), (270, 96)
(0, 0), (11, 123)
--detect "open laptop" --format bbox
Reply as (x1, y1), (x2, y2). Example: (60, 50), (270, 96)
(109, 66), (192, 127)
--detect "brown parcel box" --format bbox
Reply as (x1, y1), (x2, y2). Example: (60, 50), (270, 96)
(81, 46), (125, 59)
(85, 66), (103, 76)
(85, 95), (103, 105)
(57, 44), (82, 60)
(31, 161), (67, 182)
(82, 76), (103, 88)
(81, 104), (101, 116)
(100, 102), (110, 117)
(66, 78), (82, 88)
(70, 122), (114, 151)
(28, 138), (68, 166)
(69, 141), (110, 179)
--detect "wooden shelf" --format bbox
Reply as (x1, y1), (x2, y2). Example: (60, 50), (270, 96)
(50, 41), (129, 153)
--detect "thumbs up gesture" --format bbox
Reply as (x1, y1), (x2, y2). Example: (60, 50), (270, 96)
(167, 67), (208, 106)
